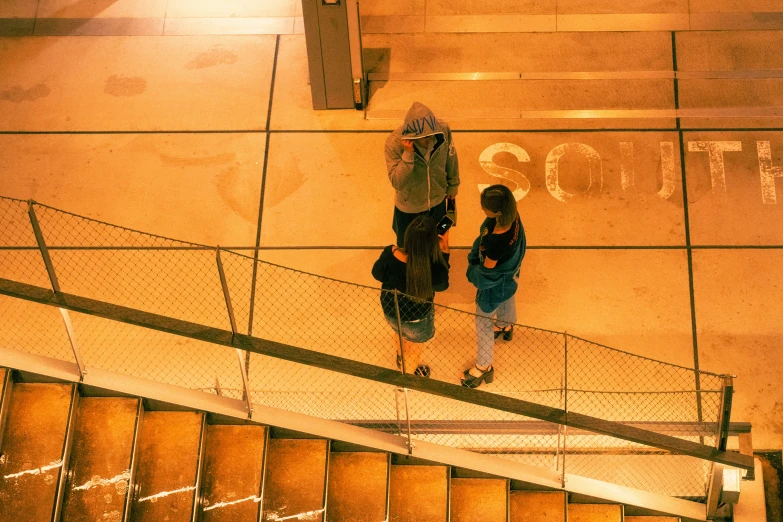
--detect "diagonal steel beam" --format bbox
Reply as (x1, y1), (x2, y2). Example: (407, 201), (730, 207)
(0, 276), (754, 472)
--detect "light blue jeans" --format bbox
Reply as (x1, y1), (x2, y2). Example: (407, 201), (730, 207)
(475, 297), (516, 368)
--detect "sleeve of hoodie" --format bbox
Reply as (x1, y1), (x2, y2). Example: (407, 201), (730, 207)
(385, 133), (415, 191)
(444, 127), (460, 196)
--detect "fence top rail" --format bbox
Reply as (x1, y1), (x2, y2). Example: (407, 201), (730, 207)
(28, 198), (203, 248)
(1, 196), (27, 204)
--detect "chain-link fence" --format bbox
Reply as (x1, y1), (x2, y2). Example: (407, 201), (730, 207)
(0, 196), (733, 501)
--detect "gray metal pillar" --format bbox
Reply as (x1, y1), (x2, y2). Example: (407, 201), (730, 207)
(301, 0), (364, 109)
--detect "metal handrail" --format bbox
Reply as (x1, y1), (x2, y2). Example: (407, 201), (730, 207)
(0, 276), (753, 472)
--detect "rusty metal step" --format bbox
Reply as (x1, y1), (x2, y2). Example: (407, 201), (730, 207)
(325, 452), (389, 522)
(0, 382), (77, 522)
(568, 503), (623, 522)
(200, 424), (268, 521)
(624, 516), (680, 522)
(510, 491), (566, 522)
(262, 438), (328, 522)
(61, 397), (142, 522)
(450, 477), (508, 522)
(389, 465), (449, 522)
(130, 411), (205, 522)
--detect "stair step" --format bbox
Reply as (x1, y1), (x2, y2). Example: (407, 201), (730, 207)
(389, 465), (449, 522)
(0, 382), (75, 522)
(568, 503), (623, 522)
(130, 411), (204, 522)
(62, 397), (141, 522)
(450, 478), (507, 522)
(625, 518), (680, 521)
(509, 491), (566, 522)
(366, 79), (672, 122)
(326, 452), (389, 522)
(363, 32), (672, 74)
(262, 438), (328, 522)
(200, 424), (268, 521)
(624, 516), (680, 522)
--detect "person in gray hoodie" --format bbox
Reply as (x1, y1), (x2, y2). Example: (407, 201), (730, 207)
(385, 102), (460, 247)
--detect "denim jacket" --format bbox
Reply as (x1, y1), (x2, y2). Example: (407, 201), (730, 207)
(466, 221), (526, 313)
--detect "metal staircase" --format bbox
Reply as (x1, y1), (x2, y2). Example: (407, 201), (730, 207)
(0, 369), (684, 522)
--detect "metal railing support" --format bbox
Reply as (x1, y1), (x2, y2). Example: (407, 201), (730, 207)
(705, 462), (724, 519)
(27, 200), (86, 380)
(216, 248), (253, 417)
(716, 375), (734, 452)
(555, 374), (563, 473)
(562, 332), (568, 488)
(393, 289), (406, 375)
(392, 289), (414, 452)
(403, 388), (414, 454)
(394, 388), (403, 437)
(0, 276), (755, 471)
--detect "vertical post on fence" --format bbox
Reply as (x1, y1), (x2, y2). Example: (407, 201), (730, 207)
(561, 332), (568, 488)
(555, 375), (563, 473)
(394, 388), (403, 437)
(28, 201), (86, 380)
(392, 289), (414, 452)
(706, 461), (724, 518)
(393, 289), (406, 375)
(716, 375), (734, 452)
(403, 388), (414, 454)
(216, 248), (253, 417)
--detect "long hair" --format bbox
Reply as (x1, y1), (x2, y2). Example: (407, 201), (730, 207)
(402, 216), (446, 301)
(480, 184), (518, 227)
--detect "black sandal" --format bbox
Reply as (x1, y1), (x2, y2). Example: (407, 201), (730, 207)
(461, 365), (494, 388)
(414, 364), (431, 378)
(493, 325), (514, 341)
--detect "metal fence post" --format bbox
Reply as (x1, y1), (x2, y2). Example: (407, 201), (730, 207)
(27, 200), (86, 380)
(403, 388), (414, 454)
(716, 375), (734, 452)
(392, 289), (414, 452)
(216, 248), (253, 417)
(562, 332), (568, 488)
(706, 461), (724, 518)
(393, 289), (406, 374)
(394, 388), (403, 437)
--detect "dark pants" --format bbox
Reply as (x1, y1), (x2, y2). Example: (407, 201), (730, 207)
(392, 199), (447, 247)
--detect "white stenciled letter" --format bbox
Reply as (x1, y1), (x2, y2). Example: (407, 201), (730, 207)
(757, 141), (782, 204)
(620, 142), (677, 200)
(478, 143), (531, 201)
(688, 141), (742, 194)
(545, 143), (602, 203)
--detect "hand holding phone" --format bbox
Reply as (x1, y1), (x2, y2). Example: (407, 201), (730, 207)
(436, 214), (454, 236)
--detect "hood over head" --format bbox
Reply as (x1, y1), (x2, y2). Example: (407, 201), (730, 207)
(401, 102), (443, 139)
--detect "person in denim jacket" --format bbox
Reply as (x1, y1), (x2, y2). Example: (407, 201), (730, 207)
(462, 185), (526, 388)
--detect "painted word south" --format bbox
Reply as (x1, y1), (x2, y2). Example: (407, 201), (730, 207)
(479, 141), (782, 204)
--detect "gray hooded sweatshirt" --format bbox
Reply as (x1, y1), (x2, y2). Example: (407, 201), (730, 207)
(384, 102), (460, 213)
